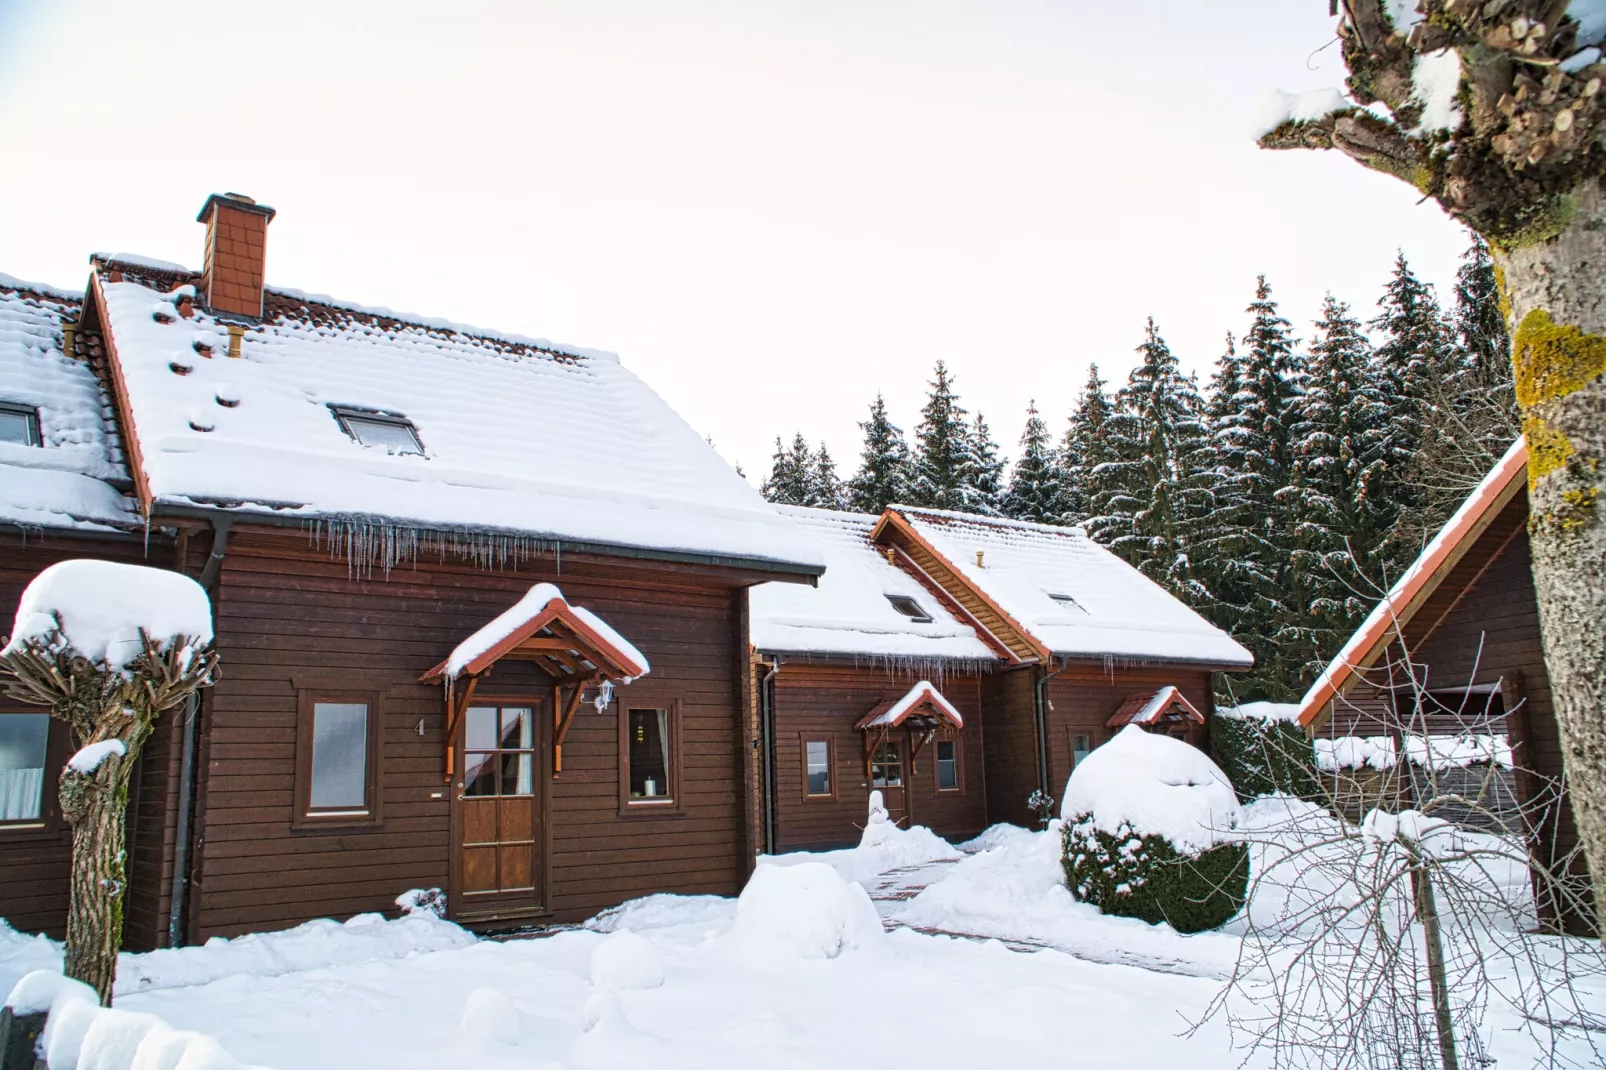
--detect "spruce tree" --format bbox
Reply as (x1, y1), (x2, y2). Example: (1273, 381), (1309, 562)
(1452, 232), (1510, 392)
(964, 412), (1006, 516)
(811, 443), (848, 510)
(848, 393), (911, 514)
(908, 361), (972, 511)
(1004, 401), (1063, 524)
(1089, 319), (1212, 603)
(761, 433), (817, 506)
(1060, 364), (1116, 526)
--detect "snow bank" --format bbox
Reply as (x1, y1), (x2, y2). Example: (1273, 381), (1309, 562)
(725, 862), (884, 960)
(588, 930), (664, 990)
(458, 988), (519, 1046)
(3, 560), (212, 671)
(69, 740), (127, 774)
(1217, 701), (1301, 723)
(959, 823), (1037, 854)
(584, 892), (736, 943)
(1060, 725), (1241, 854)
(762, 794), (961, 885)
(1315, 734), (1512, 772)
(1252, 87), (1349, 138)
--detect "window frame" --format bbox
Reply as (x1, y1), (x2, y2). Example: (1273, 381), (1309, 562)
(800, 736), (835, 800)
(328, 405), (426, 456)
(0, 707), (67, 838)
(1070, 731), (1093, 770)
(293, 689), (383, 830)
(885, 595), (934, 623)
(0, 402), (42, 448)
(1048, 593), (1087, 614)
(617, 699), (684, 816)
(933, 731), (963, 793)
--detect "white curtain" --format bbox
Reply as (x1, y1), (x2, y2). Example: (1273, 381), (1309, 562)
(655, 709), (671, 795)
(1, 767), (43, 821)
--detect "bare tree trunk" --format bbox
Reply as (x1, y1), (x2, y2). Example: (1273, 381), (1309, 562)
(1494, 176), (1606, 939)
(1412, 862), (1460, 1070)
(58, 757), (135, 1006)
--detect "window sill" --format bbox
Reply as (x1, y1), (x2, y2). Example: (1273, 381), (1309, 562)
(291, 812), (383, 833)
(618, 799), (684, 818)
(0, 821), (64, 842)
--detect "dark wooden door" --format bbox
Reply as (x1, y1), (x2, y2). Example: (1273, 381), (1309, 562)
(871, 738), (908, 826)
(453, 702), (543, 918)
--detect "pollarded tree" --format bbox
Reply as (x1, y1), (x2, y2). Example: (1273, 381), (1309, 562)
(1261, 0), (1606, 943)
(1004, 400), (1064, 524)
(0, 560), (218, 1005)
(1061, 363), (1117, 525)
(849, 393), (912, 514)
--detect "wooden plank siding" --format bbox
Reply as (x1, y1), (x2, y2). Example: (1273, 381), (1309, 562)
(979, 666), (1038, 828)
(1044, 666), (1213, 801)
(768, 664), (987, 851)
(188, 526), (758, 937)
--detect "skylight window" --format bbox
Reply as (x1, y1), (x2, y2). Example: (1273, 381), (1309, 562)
(1049, 593), (1087, 614)
(886, 595), (933, 623)
(0, 403), (40, 447)
(331, 406), (424, 456)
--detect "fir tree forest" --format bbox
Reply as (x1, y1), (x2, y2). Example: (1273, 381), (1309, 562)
(760, 237), (1519, 703)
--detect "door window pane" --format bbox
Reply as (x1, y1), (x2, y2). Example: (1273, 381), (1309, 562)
(935, 739), (958, 790)
(0, 714), (48, 822)
(871, 742), (902, 788)
(310, 702), (368, 809)
(628, 708), (672, 800)
(805, 741), (831, 796)
(500, 707), (533, 750)
(465, 706), (498, 751)
(464, 751), (498, 796)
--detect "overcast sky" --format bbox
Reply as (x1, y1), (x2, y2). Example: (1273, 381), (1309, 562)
(0, 0), (1471, 482)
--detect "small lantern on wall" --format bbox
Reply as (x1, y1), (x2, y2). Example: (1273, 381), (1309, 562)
(592, 678), (615, 713)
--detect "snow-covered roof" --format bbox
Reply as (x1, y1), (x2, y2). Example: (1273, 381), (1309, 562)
(0, 276), (140, 534)
(749, 506), (995, 662)
(1104, 686), (1205, 729)
(854, 680), (965, 730)
(421, 582), (649, 682)
(890, 507), (1254, 669)
(91, 264), (822, 574)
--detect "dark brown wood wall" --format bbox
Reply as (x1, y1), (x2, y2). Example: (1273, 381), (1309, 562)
(189, 528), (755, 938)
(0, 531), (179, 942)
(1044, 666), (1214, 804)
(979, 666), (1038, 828)
(769, 664), (986, 851)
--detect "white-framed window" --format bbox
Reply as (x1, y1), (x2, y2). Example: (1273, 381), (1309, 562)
(804, 740), (832, 797)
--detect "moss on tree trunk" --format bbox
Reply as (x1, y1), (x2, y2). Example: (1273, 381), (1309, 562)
(59, 759), (135, 1005)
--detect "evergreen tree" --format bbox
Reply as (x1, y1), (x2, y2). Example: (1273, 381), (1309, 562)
(1369, 253), (1451, 489)
(1452, 232), (1511, 392)
(1003, 401), (1063, 524)
(1060, 364), (1116, 525)
(848, 393), (911, 514)
(811, 443), (848, 510)
(964, 412), (1007, 515)
(1088, 319), (1212, 603)
(908, 361), (972, 511)
(761, 434), (813, 505)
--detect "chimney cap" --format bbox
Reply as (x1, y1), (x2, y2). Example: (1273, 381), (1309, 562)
(197, 192), (276, 225)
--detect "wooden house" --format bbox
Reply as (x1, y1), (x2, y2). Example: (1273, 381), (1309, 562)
(750, 505), (1253, 850)
(1295, 439), (1592, 934)
(0, 194), (824, 947)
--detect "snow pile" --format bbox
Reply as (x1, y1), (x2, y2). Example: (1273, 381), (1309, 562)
(1217, 701), (1301, 723)
(394, 887), (445, 917)
(1252, 87), (1350, 138)
(959, 822), (1038, 854)
(458, 988), (520, 1046)
(68, 740), (126, 775)
(3, 560), (212, 671)
(1315, 735), (1398, 772)
(762, 792), (961, 885)
(585, 892), (736, 946)
(441, 582), (649, 680)
(1315, 734), (1512, 772)
(1060, 725), (1241, 853)
(588, 930), (665, 990)
(725, 862), (884, 960)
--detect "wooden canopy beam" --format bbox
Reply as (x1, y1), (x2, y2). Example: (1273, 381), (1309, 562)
(443, 673), (480, 783)
(552, 674), (596, 776)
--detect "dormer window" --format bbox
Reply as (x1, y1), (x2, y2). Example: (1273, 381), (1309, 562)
(886, 595), (933, 623)
(1050, 593), (1087, 614)
(331, 406), (424, 456)
(0, 402), (40, 447)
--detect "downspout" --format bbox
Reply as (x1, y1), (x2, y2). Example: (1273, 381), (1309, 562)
(758, 656), (780, 856)
(169, 515), (229, 947)
(1033, 657), (1067, 802)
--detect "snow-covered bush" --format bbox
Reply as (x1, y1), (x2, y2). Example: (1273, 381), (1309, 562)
(1060, 726), (1248, 933)
(725, 861), (883, 959)
(1211, 701), (1318, 800)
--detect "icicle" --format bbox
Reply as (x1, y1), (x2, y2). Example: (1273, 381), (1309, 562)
(305, 517), (562, 578)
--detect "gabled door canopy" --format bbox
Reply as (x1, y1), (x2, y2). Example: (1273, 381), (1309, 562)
(855, 680), (963, 778)
(420, 583), (650, 780)
(1104, 685), (1204, 728)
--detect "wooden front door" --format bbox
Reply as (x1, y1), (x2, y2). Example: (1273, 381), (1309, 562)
(453, 702), (543, 919)
(871, 738), (908, 826)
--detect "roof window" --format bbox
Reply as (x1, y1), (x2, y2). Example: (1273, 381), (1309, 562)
(886, 595), (933, 623)
(331, 406), (424, 456)
(0, 403), (40, 447)
(1049, 593), (1087, 614)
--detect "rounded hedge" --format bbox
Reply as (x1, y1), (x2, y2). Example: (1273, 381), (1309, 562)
(1062, 818), (1249, 933)
(1211, 707), (1319, 801)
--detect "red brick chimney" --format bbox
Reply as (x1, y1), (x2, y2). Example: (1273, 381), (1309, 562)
(197, 193), (276, 319)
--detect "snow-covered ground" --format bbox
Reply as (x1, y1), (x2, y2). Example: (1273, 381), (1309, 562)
(4, 802), (1601, 1070)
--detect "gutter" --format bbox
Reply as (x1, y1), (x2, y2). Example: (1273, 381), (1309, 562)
(169, 515), (229, 947)
(758, 657), (780, 856)
(1033, 657), (1068, 801)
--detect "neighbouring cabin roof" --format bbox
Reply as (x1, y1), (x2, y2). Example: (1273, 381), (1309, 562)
(748, 505), (996, 662)
(0, 275), (141, 534)
(420, 583), (650, 683)
(1296, 438), (1528, 729)
(881, 506), (1254, 670)
(88, 259), (823, 575)
(1105, 685), (1205, 729)
(854, 680), (965, 731)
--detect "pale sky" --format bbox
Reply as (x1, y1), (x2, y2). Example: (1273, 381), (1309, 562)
(0, 0), (1471, 482)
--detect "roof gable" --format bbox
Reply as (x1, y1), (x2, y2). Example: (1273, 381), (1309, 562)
(91, 261), (821, 574)
(854, 680), (965, 731)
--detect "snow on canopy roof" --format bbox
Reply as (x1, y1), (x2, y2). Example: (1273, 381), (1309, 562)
(892, 507), (1253, 669)
(1296, 438), (1528, 728)
(422, 582), (649, 682)
(1104, 686), (1205, 729)
(3, 559), (213, 671)
(749, 506), (994, 662)
(0, 278), (140, 534)
(1060, 724), (1241, 854)
(92, 267), (823, 573)
(854, 680), (964, 731)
